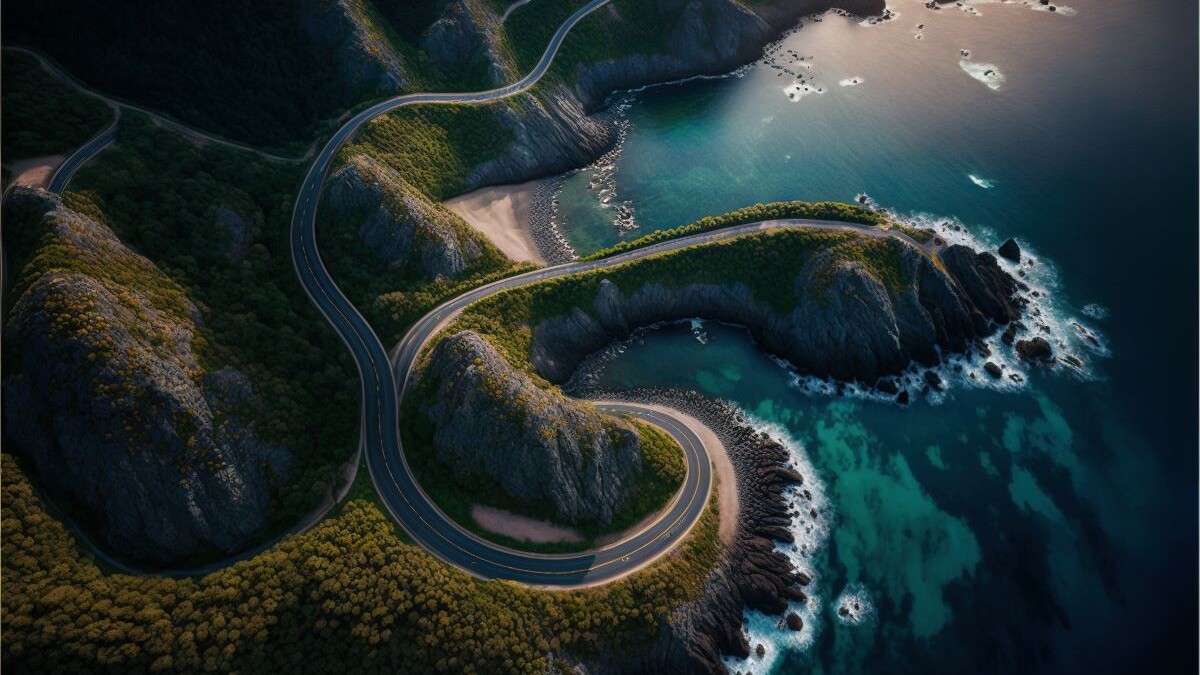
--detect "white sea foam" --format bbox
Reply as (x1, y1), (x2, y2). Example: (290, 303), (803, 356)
(959, 59), (1006, 90)
(756, 199), (1111, 404)
(782, 81), (825, 102)
(690, 318), (710, 345)
(832, 583), (876, 626)
(1081, 303), (1109, 320)
(839, 76), (866, 87)
(968, 174), (996, 189)
(724, 414), (833, 674)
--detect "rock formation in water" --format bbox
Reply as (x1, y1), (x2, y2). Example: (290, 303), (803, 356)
(418, 330), (642, 523)
(531, 237), (1022, 386)
(1, 188), (291, 564)
(327, 154), (492, 280)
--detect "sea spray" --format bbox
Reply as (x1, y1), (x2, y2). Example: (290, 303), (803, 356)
(724, 412), (834, 674)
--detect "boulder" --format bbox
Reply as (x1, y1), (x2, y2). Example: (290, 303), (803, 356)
(998, 238), (1021, 263)
(984, 362), (1003, 378)
(1016, 337), (1055, 363)
(785, 613), (803, 631)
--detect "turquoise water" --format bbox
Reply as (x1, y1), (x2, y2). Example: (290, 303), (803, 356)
(558, 0), (1197, 672)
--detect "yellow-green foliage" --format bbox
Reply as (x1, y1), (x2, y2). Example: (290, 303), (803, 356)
(0, 454), (721, 674)
(340, 104), (512, 200)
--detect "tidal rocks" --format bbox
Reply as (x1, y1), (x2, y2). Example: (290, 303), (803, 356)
(1016, 336), (1055, 363)
(418, 331), (642, 524)
(923, 370), (943, 389)
(998, 237), (1022, 263)
(327, 155), (488, 280)
(2, 188), (290, 564)
(785, 613), (804, 631)
(939, 245), (1022, 325)
(984, 361), (1004, 378)
(531, 235), (1021, 386)
(578, 389), (812, 675)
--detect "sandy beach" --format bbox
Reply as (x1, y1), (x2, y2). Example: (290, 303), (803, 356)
(444, 181), (546, 265)
(5, 155), (65, 190)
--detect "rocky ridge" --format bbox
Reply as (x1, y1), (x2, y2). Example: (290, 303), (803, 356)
(302, 0), (409, 98)
(327, 154), (491, 280)
(1, 188), (290, 564)
(531, 237), (1022, 387)
(418, 330), (643, 523)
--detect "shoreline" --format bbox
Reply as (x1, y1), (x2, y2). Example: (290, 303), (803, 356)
(577, 388), (812, 673)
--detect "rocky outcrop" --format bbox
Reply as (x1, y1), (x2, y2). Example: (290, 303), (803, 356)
(531, 236), (1020, 386)
(468, 85), (620, 190)
(1, 188), (290, 564)
(302, 0), (407, 98)
(422, 0), (510, 86)
(418, 330), (642, 523)
(327, 155), (488, 279)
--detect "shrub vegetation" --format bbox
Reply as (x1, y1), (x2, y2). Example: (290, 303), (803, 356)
(1, 51), (113, 160)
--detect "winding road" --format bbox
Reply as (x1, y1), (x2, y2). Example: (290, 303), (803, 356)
(289, 0), (933, 585)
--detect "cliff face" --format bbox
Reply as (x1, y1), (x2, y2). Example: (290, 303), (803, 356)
(463, 0), (887, 189)
(327, 154), (488, 280)
(2, 188), (290, 564)
(419, 331), (642, 523)
(531, 238), (1020, 384)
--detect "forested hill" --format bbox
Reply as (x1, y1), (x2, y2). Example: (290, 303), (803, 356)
(1, 0), (453, 149)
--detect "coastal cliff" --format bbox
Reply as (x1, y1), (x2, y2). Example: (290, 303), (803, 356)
(1, 188), (290, 564)
(417, 330), (643, 524)
(464, 0), (888, 190)
(530, 236), (1020, 387)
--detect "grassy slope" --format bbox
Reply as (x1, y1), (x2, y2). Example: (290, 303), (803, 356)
(1, 51), (113, 160)
(65, 113), (359, 526)
(1, 452), (722, 674)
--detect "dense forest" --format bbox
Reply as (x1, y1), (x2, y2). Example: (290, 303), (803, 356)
(1, 51), (113, 160)
(66, 114), (359, 527)
(1, 453), (722, 674)
(1, 0), (361, 149)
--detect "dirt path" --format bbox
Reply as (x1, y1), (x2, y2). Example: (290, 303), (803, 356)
(470, 504), (585, 543)
(5, 155), (64, 190)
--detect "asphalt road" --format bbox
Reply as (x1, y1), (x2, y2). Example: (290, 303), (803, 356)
(290, 0), (924, 584)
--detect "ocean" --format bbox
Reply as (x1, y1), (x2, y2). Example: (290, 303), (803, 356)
(550, 0), (1198, 672)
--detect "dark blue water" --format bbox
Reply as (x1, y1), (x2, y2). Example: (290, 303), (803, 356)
(557, 0), (1197, 672)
